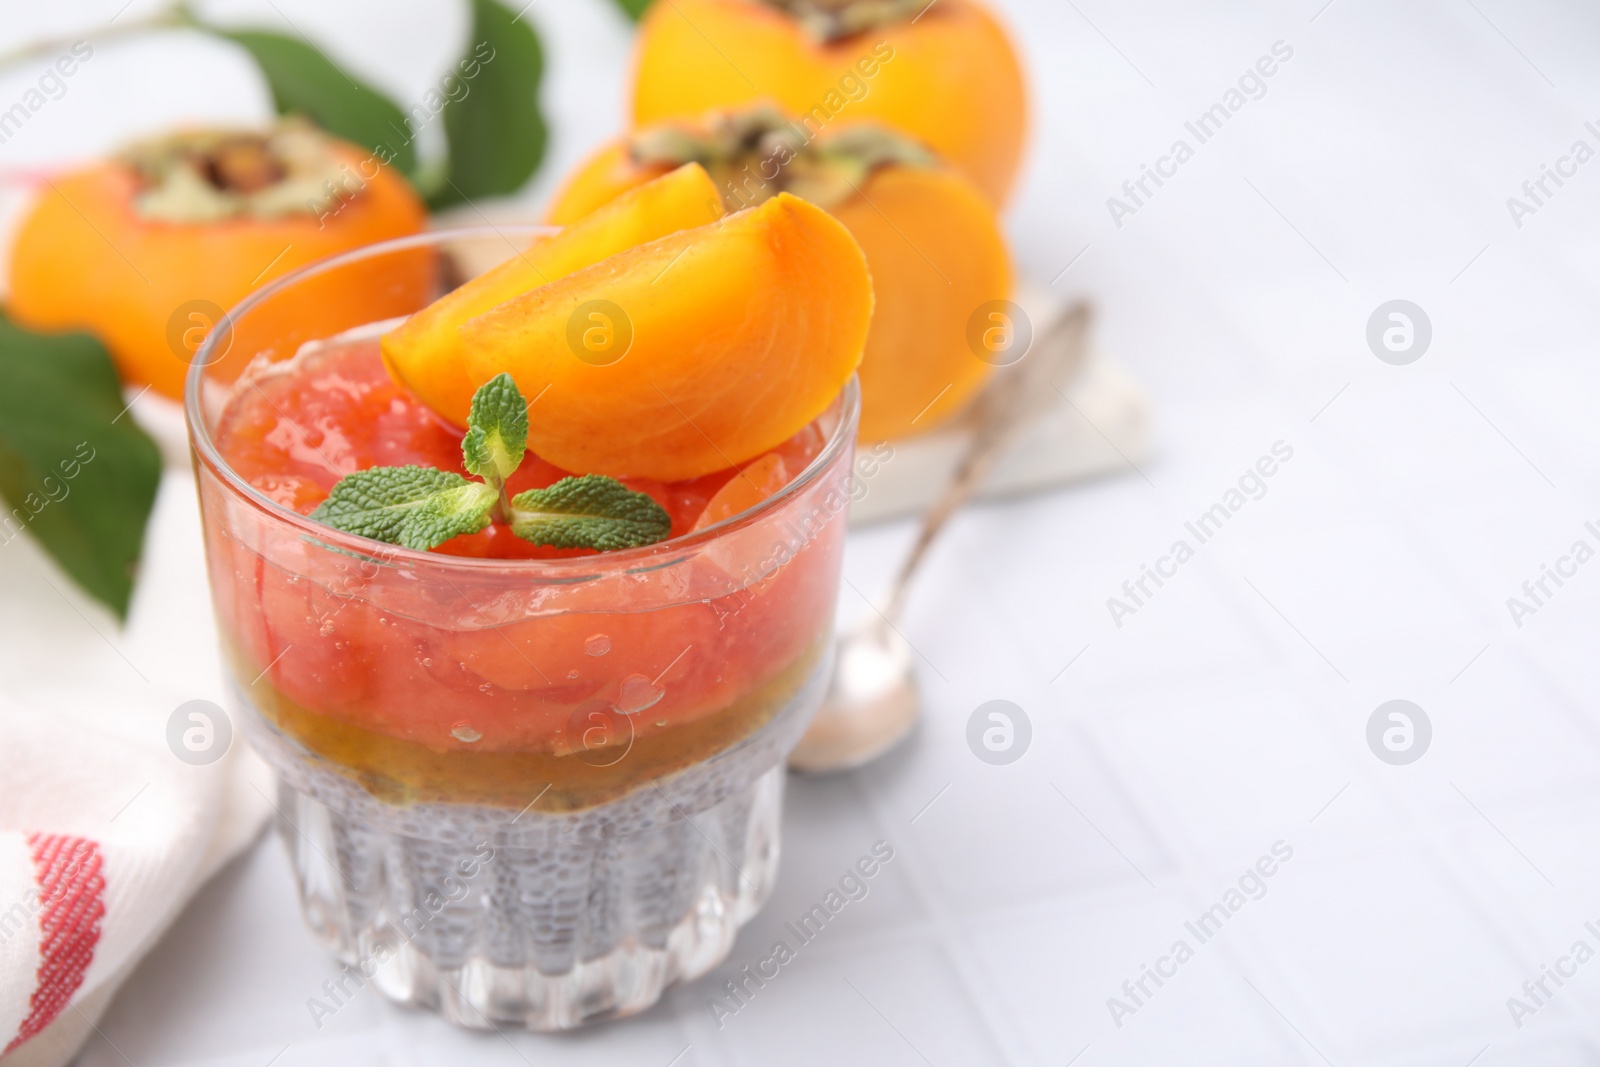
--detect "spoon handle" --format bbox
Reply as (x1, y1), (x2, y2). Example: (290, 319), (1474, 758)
(881, 301), (1094, 624)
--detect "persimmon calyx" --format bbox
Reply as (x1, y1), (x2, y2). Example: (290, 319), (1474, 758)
(629, 105), (935, 211)
(120, 120), (358, 223)
(759, 0), (934, 41)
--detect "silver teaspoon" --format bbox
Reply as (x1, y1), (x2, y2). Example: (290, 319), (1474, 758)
(788, 301), (1094, 775)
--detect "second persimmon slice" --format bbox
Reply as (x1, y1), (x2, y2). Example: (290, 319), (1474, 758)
(458, 193), (871, 482)
(692, 453), (791, 531)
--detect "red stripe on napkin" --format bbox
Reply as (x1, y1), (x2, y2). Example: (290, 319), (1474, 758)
(3, 835), (106, 1054)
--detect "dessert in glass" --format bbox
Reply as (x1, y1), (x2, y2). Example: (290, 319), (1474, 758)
(186, 170), (872, 1030)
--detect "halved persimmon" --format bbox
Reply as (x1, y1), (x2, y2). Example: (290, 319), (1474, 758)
(383, 162), (725, 420)
(454, 193), (871, 482)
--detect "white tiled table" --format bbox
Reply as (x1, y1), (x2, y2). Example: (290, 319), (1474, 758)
(2, 0), (1598, 1063)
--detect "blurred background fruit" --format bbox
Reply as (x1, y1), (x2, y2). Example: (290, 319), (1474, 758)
(630, 0), (1027, 205)
(547, 106), (1011, 441)
(8, 123), (426, 398)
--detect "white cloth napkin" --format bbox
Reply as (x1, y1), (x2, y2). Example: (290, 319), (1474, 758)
(0, 397), (272, 1066)
(0, 704), (270, 1066)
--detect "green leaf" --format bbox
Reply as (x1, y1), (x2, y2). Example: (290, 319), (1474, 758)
(0, 313), (161, 620)
(311, 466), (483, 546)
(427, 0), (546, 209)
(510, 475), (671, 551)
(212, 26), (418, 179)
(461, 372), (527, 483)
(400, 480), (499, 550)
(609, 0), (654, 20)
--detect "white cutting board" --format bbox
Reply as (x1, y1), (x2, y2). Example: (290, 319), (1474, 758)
(848, 278), (1151, 524)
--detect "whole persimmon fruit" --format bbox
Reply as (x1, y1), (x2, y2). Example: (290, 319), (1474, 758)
(8, 122), (427, 399)
(631, 0), (1027, 206)
(546, 107), (1012, 442)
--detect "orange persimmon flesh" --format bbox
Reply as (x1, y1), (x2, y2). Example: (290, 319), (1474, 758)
(456, 193), (871, 482)
(692, 452), (791, 531)
(382, 162), (724, 420)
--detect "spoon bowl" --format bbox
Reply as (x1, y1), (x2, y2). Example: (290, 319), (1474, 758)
(788, 619), (917, 774)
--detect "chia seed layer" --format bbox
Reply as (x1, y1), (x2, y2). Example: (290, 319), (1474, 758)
(234, 654), (826, 1030)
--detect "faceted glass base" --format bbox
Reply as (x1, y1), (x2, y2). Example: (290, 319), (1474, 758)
(244, 661), (823, 1031)
(278, 766), (782, 1030)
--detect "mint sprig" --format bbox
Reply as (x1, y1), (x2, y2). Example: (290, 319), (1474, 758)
(309, 374), (670, 553)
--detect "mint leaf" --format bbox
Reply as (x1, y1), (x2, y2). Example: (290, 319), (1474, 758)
(0, 314), (161, 620)
(461, 372), (527, 483)
(510, 475), (671, 551)
(208, 26), (419, 179)
(427, 0), (547, 209)
(311, 466), (475, 544)
(400, 480), (498, 549)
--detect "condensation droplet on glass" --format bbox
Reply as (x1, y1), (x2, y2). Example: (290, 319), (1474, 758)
(451, 723), (482, 743)
(422, 657), (433, 667)
(585, 634), (612, 656)
(617, 673), (665, 713)
(567, 669), (580, 679)
(319, 620), (335, 636)
(478, 682), (493, 693)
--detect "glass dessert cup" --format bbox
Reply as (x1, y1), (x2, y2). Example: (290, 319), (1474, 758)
(185, 229), (858, 1030)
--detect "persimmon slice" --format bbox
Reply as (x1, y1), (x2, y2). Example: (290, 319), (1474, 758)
(543, 113), (1012, 441)
(458, 193), (871, 482)
(382, 162), (724, 420)
(692, 452), (790, 531)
